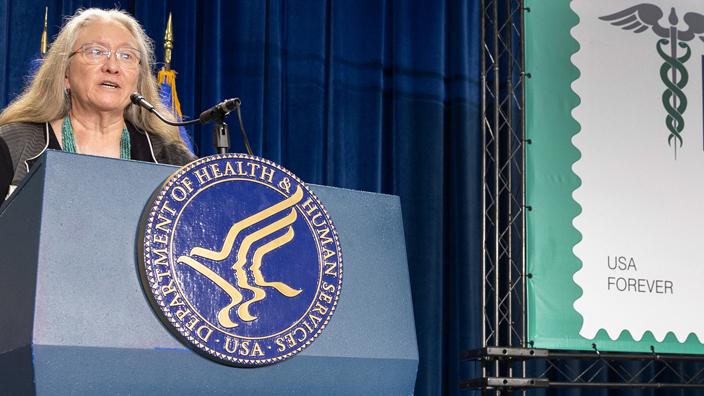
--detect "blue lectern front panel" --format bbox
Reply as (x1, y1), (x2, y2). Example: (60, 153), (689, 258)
(0, 151), (418, 395)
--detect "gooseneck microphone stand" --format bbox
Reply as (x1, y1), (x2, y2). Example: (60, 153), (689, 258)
(201, 98), (247, 155)
(129, 93), (253, 156)
(213, 117), (230, 154)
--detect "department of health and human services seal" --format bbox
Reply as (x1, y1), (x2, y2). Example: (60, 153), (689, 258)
(138, 154), (343, 367)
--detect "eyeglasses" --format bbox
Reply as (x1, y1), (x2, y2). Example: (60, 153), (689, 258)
(69, 43), (142, 69)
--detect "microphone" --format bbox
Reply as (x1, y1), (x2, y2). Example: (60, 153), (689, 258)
(130, 92), (251, 155)
(130, 92), (154, 111)
(130, 92), (200, 126)
(199, 98), (240, 124)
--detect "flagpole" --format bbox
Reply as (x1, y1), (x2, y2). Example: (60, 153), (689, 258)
(158, 12), (197, 154)
(157, 12), (251, 156)
(163, 12), (173, 72)
(40, 7), (48, 54)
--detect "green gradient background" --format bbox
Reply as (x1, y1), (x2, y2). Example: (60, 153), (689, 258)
(524, 0), (704, 353)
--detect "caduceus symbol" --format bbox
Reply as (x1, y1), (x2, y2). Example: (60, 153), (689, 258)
(177, 186), (305, 328)
(600, 4), (704, 158)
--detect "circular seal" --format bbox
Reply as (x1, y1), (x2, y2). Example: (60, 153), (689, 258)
(138, 154), (343, 367)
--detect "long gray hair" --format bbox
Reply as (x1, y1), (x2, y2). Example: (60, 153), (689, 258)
(0, 8), (183, 145)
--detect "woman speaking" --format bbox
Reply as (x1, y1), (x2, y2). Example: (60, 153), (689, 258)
(0, 8), (196, 200)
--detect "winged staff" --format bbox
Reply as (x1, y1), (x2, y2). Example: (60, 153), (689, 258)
(600, 4), (704, 157)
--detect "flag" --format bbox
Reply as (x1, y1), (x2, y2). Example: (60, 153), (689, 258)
(158, 69), (195, 153)
(27, 54), (44, 82)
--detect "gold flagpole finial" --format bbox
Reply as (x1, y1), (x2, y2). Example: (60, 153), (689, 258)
(40, 7), (48, 54)
(163, 12), (173, 71)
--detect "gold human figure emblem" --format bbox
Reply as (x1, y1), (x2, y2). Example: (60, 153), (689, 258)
(177, 186), (304, 328)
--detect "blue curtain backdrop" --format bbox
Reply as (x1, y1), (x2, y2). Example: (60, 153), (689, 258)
(0, 1), (481, 394)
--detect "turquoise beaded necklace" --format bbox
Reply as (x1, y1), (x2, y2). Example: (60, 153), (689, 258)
(61, 116), (131, 159)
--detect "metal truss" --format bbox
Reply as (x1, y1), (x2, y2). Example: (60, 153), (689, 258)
(466, 0), (704, 393)
(460, 347), (704, 392)
(478, 0), (528, 387)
